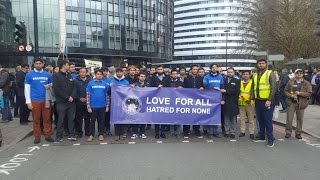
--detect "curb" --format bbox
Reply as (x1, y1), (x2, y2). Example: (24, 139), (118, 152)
(273, 120), (320, 139)
(0, 130), (33, 153)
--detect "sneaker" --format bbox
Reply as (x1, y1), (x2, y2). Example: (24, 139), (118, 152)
(45, 137), (54, 143)
(140, 134), (147, 139)
(99, 135), (104, 141)
(295, 134), (302, 139)
(195, 131), (201, 137)
(131, 134), (138, 139)
(230, 134), (235, 139)
(224, 134), (230, 138)
(267, 141), (274, 147)
(239, 133), (245, 137)
(54, 137), (63, 143)
(122, 133), (127, 138)
(183, 132), (189, 139)
(34, 137), (41, 144)
(254, 138), (266, 142)
(87, 135), (94, 142)
(68, 136), (77, 141)
(249, 134), (255, 140)
(285, 134), (291, 138)
(213, 134), (221, 138)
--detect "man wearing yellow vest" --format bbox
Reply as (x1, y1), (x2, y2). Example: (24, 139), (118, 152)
(253, 59), (277, 147)
(239, 70), (255, 139)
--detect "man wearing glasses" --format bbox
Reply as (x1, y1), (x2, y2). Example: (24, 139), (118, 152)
(284, 69), (312, 139)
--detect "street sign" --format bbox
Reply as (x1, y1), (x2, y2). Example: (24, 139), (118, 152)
(26, 45), (32, 52)
(18, 45), (25, 52)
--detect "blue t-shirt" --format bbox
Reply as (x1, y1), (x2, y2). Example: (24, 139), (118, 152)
(111, 78), (130, 86)
(25, 70), (52, 101)
(86, 80), (110, 108)
(103, 77), (112, 86)
(203, 73), (224, 89)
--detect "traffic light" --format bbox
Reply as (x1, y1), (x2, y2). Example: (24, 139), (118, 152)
(15, 21), (26, 45)
(0, 4), (6, 25)
(314, 8), (320, 36)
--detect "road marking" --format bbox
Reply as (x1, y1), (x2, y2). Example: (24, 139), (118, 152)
(230, 140), (237, 142)
(100, 142), (108, 145)
(278, 139), (284, 141)
(182, 140), (189, 143)
(42, 144), (50, 147)
(28, 146), (40, 153)
(73, 143), (80, 146)
(128, 142), (136, 144)
(156, 141), (163, 144)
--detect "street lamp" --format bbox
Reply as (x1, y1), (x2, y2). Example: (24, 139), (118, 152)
(224, 30), (230, 70)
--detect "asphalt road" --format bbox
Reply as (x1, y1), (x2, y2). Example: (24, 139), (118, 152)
(0, 124), (320, 180)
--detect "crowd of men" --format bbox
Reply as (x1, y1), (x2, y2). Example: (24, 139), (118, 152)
(0, 58), (317, 148)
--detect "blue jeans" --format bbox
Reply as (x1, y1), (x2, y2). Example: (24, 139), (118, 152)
(255, 99), (274, 143)
(1, 95), (12, 120)
(207, 125), (219, 136)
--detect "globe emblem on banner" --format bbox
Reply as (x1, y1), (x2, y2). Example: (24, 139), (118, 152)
(122, 96), (142, 115)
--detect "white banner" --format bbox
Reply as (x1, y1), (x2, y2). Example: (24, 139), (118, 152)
(84, 59), (102, 68)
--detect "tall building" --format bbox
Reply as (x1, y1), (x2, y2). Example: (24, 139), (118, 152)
(173, 0), (257, 70)
(0, 0), (174, 68)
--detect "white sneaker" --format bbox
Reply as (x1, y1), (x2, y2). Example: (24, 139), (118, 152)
(131, 134), (138, 139)
(140, 134), (147, 139)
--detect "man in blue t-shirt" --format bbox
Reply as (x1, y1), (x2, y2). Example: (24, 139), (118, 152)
(25, 59), (54, 144)
(86, 69), (110, 142)
(203, 63), (225, 139)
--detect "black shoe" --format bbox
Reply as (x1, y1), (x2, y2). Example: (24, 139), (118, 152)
(285, 134), (291, 138)
(183, 132), (189, 138)
(279, 109), (287, 113)
(155, 134), (160, 139)
(45, 137), (54, 142)
(224, 134), (230, 138)
(34, 137), (40, 144)
(20, 122), (28, 125)
(230, 134), (235, 139)
(160, 133), (166, 138)
(213, 134), (221, 138)
(26, 120), (32, 122)
(0, 140), (2, 147)
(239, 133), (245, 137)
(249, 134), (255, 140)
(295, 134), (302, 139)
(203, 130), (208, 135)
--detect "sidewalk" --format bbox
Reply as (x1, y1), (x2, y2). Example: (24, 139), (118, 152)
(0, 117), (33, 152)
(274, 105), (320, 139)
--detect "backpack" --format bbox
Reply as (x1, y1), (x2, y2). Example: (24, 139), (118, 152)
(0, 70), (8, 89)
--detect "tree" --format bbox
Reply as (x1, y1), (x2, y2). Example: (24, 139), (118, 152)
(238, 0), (320, 63)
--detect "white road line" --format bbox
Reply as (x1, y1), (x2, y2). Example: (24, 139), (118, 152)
(206, 140), (213, 143)
(198, 136), (204, 139)
(278, 139), (284, 141)
(42, 144), (50, 147)
(73, 143), (80, 146)
(229, 140), (237, 142)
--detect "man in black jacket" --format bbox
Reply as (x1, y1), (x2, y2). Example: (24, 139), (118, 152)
(223, 68), (240, 139)
(53, 60), (77, 142)
(16, 64), (30, 125)
(74, 68), (91, 137)
(151, 65), (168, 139)
(183, 64), (204, 138)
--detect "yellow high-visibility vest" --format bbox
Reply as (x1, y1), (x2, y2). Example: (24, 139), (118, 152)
(253, 70), (272, 99)
(239, 80), (252, 106)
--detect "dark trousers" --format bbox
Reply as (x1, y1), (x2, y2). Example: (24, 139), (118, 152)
(17, 96), (30, 123)
(183, 125), (200, 134)
(155, 125), (165, 135)
(105, 110), (111, 130)
(89, 108), (105, 136)
(56, 102), (76, 138)
(114, 124), (124, 136)
(312, 85), (317, 104)
(75, 103), (90, 136)
(255, 99), (274, 142)
(279, 90), (287, 110)
(132, 124), (145, 135)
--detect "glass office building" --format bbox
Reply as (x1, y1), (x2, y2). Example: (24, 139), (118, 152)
(174, 0), (257, 70)
(0, 0), (174, 68)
